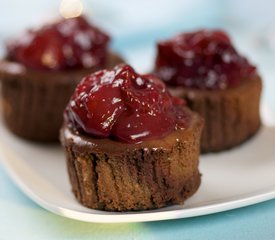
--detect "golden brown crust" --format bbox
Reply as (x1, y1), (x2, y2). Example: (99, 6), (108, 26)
(0, 52), (124, 142)
(169, 75), (262, 152)
(60, 111), (203, 211)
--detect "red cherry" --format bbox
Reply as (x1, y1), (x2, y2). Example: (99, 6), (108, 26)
(7, 16), (110, 71)
(66, 64), (189, 143)
(112, 111), (175, 143)
(155, 29), (256, 90)
(68, 70), (126, 137)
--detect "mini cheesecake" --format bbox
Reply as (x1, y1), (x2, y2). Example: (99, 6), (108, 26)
(60, 64), (203, 211)
(0, 16), (123, 142)
(154, 30), (262, 153)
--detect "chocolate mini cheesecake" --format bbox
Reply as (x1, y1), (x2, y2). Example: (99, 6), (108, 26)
(60, 64), (203, 211)
(154, 30), (262, 153)
(61, 114), (202, 211)
(0, 16), (123, 142)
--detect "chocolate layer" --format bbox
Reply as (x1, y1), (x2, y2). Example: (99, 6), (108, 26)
(60, 108), (203, 211)
(0, 52), (123, 142)
(169, 75), (262, 153)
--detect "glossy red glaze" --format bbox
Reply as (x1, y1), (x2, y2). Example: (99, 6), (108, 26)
(66, 64), (189, 143)
(7, 16), (110, 71)
(155, 30), (256, 90)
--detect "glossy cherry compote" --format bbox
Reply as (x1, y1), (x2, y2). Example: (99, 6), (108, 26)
(66, 64), (189, 143)
(7, 16), (110, 71)
(155, 30), (256, 90)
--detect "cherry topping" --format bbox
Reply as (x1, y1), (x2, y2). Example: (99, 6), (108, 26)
(155, 30), (256, 90)
(7, 16), (110, 71)
(66, 64), (189, 143)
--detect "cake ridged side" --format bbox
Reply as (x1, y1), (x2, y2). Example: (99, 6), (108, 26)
(179, 77), (262, 152)
(1, 77), (76, 141)
(61, 118), (203, 211)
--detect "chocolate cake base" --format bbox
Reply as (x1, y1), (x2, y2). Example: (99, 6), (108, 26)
(60, 110), (203, 211)
(169, 75), (262, 153)
(0, 52), (123, 142)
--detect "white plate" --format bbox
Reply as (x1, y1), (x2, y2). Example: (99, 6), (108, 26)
(0, 105), (275, 223)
